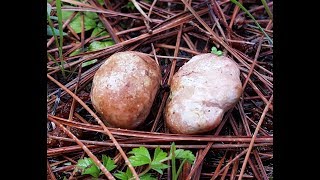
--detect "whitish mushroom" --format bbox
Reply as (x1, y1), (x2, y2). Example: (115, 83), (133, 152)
(164, 53), (242, 134)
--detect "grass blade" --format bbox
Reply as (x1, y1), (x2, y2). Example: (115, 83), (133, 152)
(230, 0), (273, 45)
(55, 0), (66, 78)
(47, 52), (66, 77)
(176, 159), (187, 179)
(47, 13), (66, 77)
(260, 0), (273, 19)
(170, 143), (177, 180)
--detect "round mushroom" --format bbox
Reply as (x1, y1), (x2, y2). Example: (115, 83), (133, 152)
(164, 53), (242, 134)
(91, 51), (161, 129)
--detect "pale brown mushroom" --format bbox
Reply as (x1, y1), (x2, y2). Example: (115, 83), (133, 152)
(91, 51), (161, 129)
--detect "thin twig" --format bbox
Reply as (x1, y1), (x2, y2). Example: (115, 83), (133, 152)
(211, 148), (249, 180)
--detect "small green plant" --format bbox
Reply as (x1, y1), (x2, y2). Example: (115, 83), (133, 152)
(76, 155), (116, 177)
(126, 146), (170, 177)
(59, 6), (115, 56)
(61, 11), (98, 33)
(75, 143), (195, 179)
(211, 46), (223, 56)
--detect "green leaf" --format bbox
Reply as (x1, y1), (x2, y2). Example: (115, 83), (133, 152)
(62, 11), (98, 21)
(150, 162), (169, 174)
(88, 41), (105, 51)
(114, 168), (133, 180)
(69, 48), (82, 57)
(211, 46), (223, 56)
(61, 10), (73, 21)
(82, 59), (98, 67)
(125, 166), (133, 177)
(114, 171), (129, 180)
(99, 31), (109, 37)
(211, 46), (217, 53)
(175, 149), (195, 164)
(140, 173), (157, 180)
(93, 29), (108, 37)
(61, 11), (97, 33)
(153, 146), (168, 162)
(85, 11), (98, 20)
(103, 41), (115, 46)
(69, 15), (96, 33)
(47, 3), (52, 15)
(91, 22), (109, 37)
(102, 155), (116, 171)
(216, 51), (223, 56)
(47, 25), (67, 36)
(91, 27), (103, 37)
(126, 2), (135, 10)
(96, 21), (104, 28)
(128, 147), (151, 167)
(150, 146), (169, 174)
(97, 0), (104, 5)
(76, 157), (100, 177)
(88, 41), (114, 51)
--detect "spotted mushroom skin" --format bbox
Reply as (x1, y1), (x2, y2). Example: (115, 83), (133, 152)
(164, 53), (242, 134)
(91, 51), (161, 129)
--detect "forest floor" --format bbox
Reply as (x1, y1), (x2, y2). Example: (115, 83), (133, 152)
(47, 0), (273, 179)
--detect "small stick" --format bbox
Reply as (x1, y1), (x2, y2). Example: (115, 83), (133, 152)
(67, 64), (82, 121)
